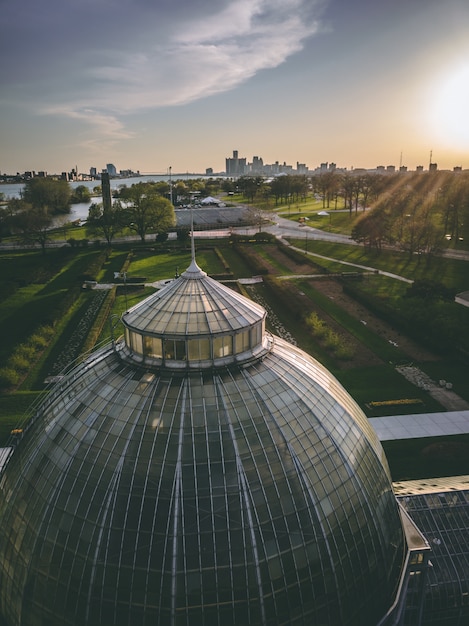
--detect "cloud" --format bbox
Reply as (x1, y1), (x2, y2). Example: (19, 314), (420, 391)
(1, 0), (326, 136)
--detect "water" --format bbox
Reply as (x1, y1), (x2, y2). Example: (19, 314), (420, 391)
(0, 174), (210, 200)
(0, 174), (221, 225)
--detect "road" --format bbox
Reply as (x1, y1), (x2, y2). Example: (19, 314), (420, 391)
(1, 208), (469, 266)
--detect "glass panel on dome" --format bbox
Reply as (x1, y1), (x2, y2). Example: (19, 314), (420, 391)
(251, 323), (262, 347)
(234, 330), (250, 354)
(144, 336), (162, 358)
(165, 339), (186, 360)
(213, 336), (233, 358)
(187, 338), (211, 361)
(130, 331), (143, 355)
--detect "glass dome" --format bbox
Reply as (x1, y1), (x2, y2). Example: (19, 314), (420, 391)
(121, 259), (268, 370)
(0, 257), (406, 626)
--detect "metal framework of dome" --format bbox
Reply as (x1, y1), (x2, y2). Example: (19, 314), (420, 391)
(0, 250), (411, 626)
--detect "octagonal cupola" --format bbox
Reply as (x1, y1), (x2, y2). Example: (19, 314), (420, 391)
(121, 257), (269, 370)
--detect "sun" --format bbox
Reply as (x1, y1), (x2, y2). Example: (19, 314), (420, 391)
(427, 63), (469, 149)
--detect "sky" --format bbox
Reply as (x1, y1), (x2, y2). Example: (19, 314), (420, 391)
(1, 0), (469, 175)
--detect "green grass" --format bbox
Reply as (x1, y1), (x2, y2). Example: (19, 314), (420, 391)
(290, 239), (469, 291)
(336, 366), (444, 416)
(97, 249), (131, 282)
(383, 435), (469, 481)
(128, 246), (225, 280)
(281, 206), (356, 235)
(214, 244), (254, 278)
(254, 246), (293, 274)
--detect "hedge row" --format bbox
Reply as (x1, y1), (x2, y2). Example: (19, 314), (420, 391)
(0, 250), (112, 392)
(80, 288), (117, 355)
(276, 242), (327, 272)
(213, 247), (232, 275)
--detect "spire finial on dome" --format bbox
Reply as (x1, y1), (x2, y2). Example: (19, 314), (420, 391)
(182, 206), (204, 276)
(190, 205), (196, 264)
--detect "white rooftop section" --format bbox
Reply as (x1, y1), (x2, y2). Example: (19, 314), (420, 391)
(393, 474), (469, 496)
(370, 410), (469, 441)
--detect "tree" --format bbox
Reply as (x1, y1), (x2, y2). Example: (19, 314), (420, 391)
(120, 183), (175, 242)
(340, 174), (355, 213)
(86, 201), (124, 246)
(11, 205), (53, 254)
(70, 185), (91, 204)
(0, 201), (17, 241)
(176, 226), (190, 243)
(23, 178), (71, 214)
(351, 208), (390, 251)
(237, 176), (263, 202)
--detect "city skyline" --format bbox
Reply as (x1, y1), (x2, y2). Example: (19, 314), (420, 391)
(1, 0), (469, 174)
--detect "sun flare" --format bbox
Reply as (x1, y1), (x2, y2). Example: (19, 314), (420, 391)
(428, 63), (469, 149)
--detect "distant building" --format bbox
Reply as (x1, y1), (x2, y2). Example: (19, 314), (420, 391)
(225, 150), (247, 176)
(90, 167), (97, 179)
(251, 156), (264, 173)
(106, 163), (117, 176)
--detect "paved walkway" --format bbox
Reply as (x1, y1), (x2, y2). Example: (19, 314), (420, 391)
(369, 410), (469, 441)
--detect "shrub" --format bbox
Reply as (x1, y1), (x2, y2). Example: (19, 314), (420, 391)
(334, 343), (354, 360)
(9, 354), (30, 373)
(305, 312), (328, 338)
(0, 368), (21, 390)
(324, 330), (341, 350)
(16, 344), (36, 362)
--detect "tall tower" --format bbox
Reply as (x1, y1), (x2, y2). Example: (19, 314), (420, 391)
(101, 172), (112, 212)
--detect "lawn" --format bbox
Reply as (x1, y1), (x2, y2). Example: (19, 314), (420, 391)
(383, 434), (469, 481)
(290, 238), (469, 292)
(127, 245), (225, 281)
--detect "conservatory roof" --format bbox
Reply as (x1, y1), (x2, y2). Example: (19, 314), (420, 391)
(122, 258), (265, 338)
